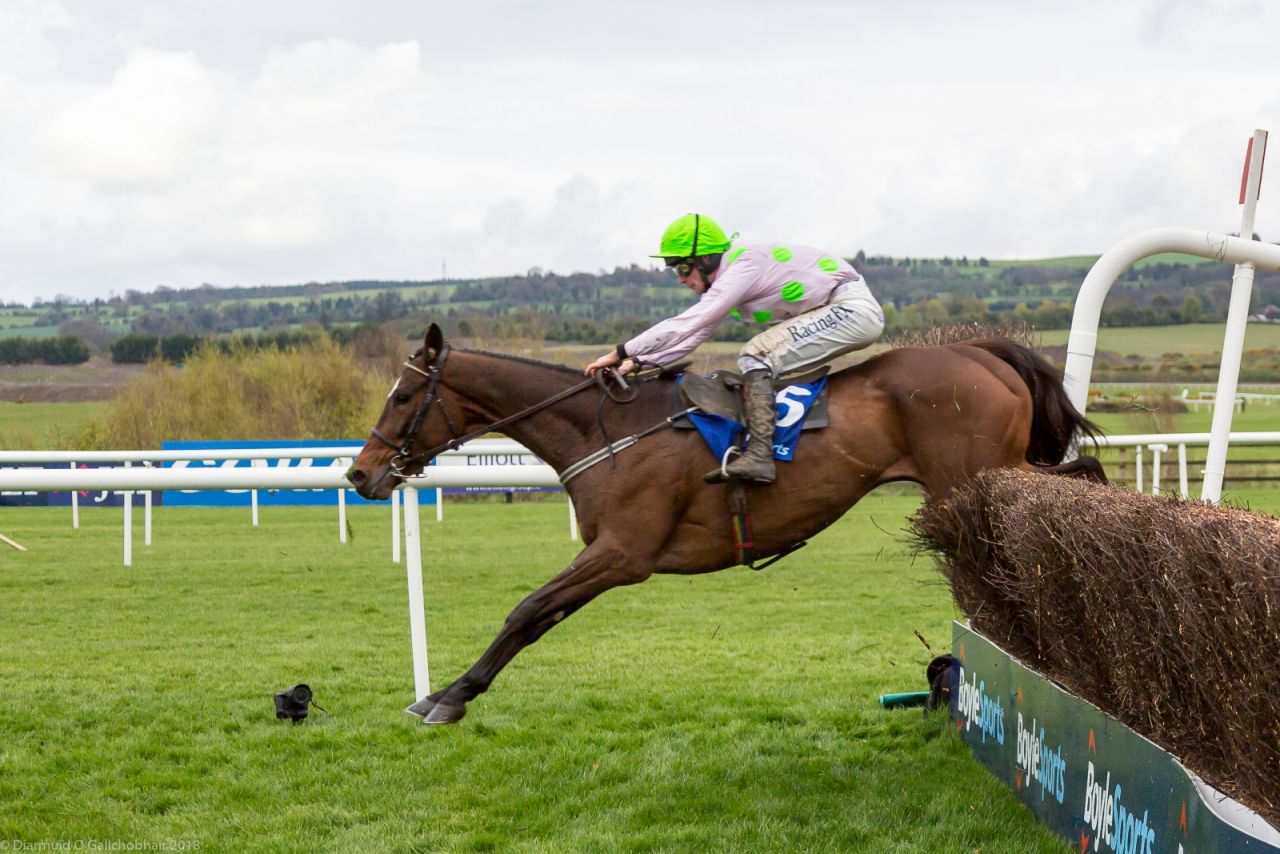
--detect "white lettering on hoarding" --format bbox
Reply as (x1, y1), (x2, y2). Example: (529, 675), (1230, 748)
(956, 667), (1005, 745)
(1015, 712), (1067, 803)
(1082, 760), (1156, 854)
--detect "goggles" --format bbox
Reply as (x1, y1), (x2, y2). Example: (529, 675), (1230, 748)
(666, 257), (696, 278)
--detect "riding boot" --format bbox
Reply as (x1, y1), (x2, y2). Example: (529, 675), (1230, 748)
(704, 369), (776, 484)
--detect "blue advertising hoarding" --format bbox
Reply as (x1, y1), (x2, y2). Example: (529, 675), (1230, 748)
(952, 621), (1280, 853)
(435, 446), (561, 496)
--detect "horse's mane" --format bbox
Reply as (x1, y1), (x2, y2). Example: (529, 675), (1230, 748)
(457, 348), (683, 392)
(409, 343), (582, 376)
(458, 348), (583, 377)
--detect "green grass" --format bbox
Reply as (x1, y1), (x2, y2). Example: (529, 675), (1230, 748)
(1036, 322), (1280, 357)
(1085, 393), (1280, 433)
(0, 496), (1087, 852)
(1080, 393), (1280, 493)
(0, 306), (135, 339)
(0, 323), (60, 339)
(0, 401), (112, 448)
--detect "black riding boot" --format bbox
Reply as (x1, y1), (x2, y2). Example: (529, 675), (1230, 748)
(704, 369), (776, 484)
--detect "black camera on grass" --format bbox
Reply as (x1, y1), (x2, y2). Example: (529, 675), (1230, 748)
(274, 684), (313, 723)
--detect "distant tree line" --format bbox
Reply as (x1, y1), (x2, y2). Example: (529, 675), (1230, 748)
(0, 325), (405, 366)
(108, 329), (342, 364)
(0, 335), (90, 365)
(15, 250), (1280, 352)
(109, 333), (206, 364)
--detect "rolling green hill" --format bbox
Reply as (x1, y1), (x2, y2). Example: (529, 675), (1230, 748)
(7, 248), (1279, 357)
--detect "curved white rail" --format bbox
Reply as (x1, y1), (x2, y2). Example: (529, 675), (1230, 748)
(1063, 227), (1280, 412)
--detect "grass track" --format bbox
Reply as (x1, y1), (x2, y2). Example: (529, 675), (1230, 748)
(0, 494), (1090, 852)
(0, 401), (111, 448)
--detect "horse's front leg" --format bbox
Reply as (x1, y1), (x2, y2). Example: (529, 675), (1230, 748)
(407, 540), (650, 724)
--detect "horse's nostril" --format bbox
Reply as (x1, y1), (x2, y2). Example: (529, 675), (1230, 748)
(346, 466), (366, 486)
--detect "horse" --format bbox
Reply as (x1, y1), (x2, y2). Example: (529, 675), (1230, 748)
(346, 323), (1104, 724)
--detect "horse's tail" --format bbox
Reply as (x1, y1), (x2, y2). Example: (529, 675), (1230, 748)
(965, 339), (1102, 465)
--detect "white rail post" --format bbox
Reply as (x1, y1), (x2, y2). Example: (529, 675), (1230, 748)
(435, 487), (443, 522)
(403, 486), (430, 700)
(1203, 129), (1268, 505)
(143, 462), (152, 546)
(251, 489), (259, 526)
(123, 461), (133, 567)
(1178, 444), (1189, 499)
(391, 488), (401, 564)
(69, 461), (79, 529)
(568, 498), (578, 541)
(1134, 446), (1144, 493)
(338, 486), (347, 543)
(1149, 444), (1167, 495)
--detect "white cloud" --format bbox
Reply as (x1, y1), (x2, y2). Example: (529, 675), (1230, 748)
(0, 0), (71, 74)
(45, 49), (225, 188)
(1, 0), (1279, 304)
(1, 38), (449, 298)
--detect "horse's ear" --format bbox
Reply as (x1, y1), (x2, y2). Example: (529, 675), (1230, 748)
(424, 323), (445, 361)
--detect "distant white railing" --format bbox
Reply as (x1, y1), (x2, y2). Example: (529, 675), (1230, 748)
(1179, 389), (1244, 413)
(1084, 431), (1280, 497)
(0, 438), (562, 543)
(0, 441), (529, 463)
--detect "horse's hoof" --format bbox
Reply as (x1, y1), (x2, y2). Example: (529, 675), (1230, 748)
(423, 703), (466, 725)
(405, 695), (442, 718)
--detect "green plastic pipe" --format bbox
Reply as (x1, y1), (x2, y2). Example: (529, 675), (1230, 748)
(878, 691), (930, 709)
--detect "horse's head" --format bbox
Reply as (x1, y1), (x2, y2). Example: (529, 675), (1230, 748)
(347, 323), (460, 500)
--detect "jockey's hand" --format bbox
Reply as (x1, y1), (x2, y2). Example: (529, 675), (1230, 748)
(617, 358), (636, 375)
(585, 351), (621, 376)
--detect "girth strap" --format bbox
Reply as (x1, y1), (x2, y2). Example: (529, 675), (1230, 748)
(728, 481), (809, 570)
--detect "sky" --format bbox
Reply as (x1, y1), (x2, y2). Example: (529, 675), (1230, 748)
(3, 0), (1280, 306)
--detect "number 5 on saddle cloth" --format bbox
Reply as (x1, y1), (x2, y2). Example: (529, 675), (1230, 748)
(675, 368), (830, 463)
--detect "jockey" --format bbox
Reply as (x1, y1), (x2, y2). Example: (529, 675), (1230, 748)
(586, 213), (885, 484)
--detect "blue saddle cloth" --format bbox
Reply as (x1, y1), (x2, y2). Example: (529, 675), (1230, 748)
(679, 376), (829, 462)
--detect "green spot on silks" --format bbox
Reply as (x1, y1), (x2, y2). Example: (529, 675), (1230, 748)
(817, 257), (840, 273)
(781, 281), (805, 302)
(725, 247), (746, 265)
(753, 310), (773, 323)
(729, 308), (742, 320)
(771, 246), (793, 263)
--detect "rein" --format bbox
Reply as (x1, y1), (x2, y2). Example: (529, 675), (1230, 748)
(370, 345), (637, 474)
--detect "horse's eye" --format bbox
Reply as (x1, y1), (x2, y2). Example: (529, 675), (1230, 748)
(394, 393), (412, 405)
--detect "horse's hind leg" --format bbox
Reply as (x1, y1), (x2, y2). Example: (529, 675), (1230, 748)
(407, 540), (649, 724)
(1036, 455), (1108, 484)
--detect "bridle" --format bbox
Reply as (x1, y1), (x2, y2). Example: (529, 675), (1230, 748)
(369, 343), (459, 476)
(367, 344), (635, 479)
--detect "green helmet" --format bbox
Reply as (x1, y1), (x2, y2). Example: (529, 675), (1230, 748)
(650, 213), (732, 259)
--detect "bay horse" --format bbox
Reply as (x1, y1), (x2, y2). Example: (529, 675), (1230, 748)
(346, 323), (1104, 724)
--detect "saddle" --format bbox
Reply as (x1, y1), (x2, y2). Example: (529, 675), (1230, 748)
(671, 366), (831, 571)
(674, 365), (831, 429)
